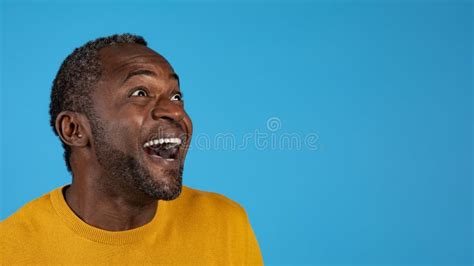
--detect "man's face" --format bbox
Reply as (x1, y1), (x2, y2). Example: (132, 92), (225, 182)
(88, 43), (192, 200)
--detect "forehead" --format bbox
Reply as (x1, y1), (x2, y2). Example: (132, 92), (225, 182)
(98, 43), (174, 78)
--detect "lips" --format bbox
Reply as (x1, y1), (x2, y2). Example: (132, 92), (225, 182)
(141, 127), (188, 164)
(144, 138), (181, 160)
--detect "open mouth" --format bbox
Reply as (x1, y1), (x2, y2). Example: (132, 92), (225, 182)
(143, 137), (182, 161)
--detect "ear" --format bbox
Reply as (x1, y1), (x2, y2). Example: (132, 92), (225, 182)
(55, 111), (90, 148)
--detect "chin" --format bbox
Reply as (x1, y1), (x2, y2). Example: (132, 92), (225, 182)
(157, 184), (182, 201)
(141, 167), (183, 201)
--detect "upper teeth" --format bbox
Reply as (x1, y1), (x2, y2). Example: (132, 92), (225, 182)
(143, 138), (182, 148)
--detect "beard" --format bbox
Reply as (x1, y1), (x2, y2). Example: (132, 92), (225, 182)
(89, 116), (183, 201)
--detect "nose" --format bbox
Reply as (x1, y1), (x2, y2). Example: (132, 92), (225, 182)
(150, 98), (185, 123)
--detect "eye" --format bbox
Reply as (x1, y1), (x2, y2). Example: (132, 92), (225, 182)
(130, 88), (149, 97)
(170, 93), (183, 102)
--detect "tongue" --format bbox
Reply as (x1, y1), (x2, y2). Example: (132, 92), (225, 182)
(148, 146), (178, 159)
(156, 148), (173, 159)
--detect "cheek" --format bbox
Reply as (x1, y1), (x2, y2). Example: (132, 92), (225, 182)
(107, 109), (145, 150)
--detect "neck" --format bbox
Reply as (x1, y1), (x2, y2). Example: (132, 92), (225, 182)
(63, 174), (158, 232)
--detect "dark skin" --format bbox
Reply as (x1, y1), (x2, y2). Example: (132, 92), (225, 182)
(55, 44), (193, 231)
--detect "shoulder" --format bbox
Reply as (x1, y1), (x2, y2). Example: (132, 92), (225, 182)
(1, 189), (56, 227)
(1, 189), (58, 245)
(1, 188), (59, 264)
(182, 186), (244, 210)
(170, 186), (249, 223)
(172, 186), (263, 265)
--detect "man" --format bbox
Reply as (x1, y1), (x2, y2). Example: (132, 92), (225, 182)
(1, 34), (263, 265)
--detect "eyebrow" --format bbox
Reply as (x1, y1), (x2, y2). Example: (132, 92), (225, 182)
(122, 69), (180, 86)
(122, 69), (157, 84)
(170, 73), (180, 86)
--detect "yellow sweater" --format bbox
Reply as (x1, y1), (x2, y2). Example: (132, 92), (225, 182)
(1, 185), (264, 265)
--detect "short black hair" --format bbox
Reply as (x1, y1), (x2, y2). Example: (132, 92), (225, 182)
(49, 33), (148, 173)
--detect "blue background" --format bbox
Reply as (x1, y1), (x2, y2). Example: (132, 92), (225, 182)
(1, 1), (472, 265)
